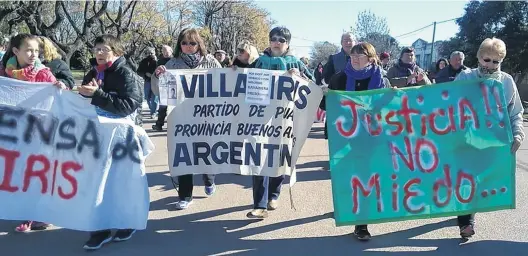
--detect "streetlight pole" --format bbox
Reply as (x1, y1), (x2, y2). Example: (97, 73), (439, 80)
(430, 21), (437, 69)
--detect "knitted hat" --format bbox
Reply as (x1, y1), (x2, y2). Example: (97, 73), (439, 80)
(380, 52), (390, 60)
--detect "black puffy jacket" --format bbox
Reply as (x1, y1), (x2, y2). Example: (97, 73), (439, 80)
(44, 58), (75, 89)
(82, 56), (143, 117)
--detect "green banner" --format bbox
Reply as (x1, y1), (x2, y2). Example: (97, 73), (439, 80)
(326, 79), (515, 226)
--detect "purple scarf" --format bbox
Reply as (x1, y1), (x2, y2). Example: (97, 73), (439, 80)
(344, 62), (383, 91)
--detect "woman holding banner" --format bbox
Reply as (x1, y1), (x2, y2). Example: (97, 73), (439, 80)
(152, 28), (221, 210)
(319, 42), (391, 240)
(454, 37), (524, 240)
(78, 34), (144, 250)
(245, 26), (314, 219)
(0, 33), (61, 233)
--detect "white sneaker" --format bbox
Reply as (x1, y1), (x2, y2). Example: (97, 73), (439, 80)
(175, 198), (193, 210)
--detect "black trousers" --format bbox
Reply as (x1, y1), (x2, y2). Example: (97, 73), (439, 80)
(155, 105), (168, 127)
(177, 174), (216, 200)
(457, 214), (475, 227)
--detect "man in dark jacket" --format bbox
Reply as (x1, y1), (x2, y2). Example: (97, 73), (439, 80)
(435, 51), (467, 84)
(323, 32), (356, 84)
(137, 47), (158, 118)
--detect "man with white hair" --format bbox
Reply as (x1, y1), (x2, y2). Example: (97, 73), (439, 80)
(323, 32), (356, 84)
(435, 51), (468, 83)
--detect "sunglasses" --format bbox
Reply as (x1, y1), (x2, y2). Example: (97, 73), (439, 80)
(483, 58), (501, 64)
(270, 37), (287, 44)
(181, 41), (197, 46)
(92, 47), (112, 54)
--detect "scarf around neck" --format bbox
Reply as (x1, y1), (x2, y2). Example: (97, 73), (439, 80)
(344, 62), (383, 91)
(396, 59), (416, 77)
(181, 52), (202, 69)
(5, 56), (47, 81)
(477, 63), (502, 80)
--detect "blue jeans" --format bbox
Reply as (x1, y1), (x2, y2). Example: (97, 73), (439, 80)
(252, 175), (284, 209)
(144, 81), (158, 115)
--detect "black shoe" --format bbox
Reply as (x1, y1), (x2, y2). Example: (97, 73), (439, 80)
(460, 224), (475, 238)
(83, 230), (113, 250)
(113, 229), (136, 242)
(354, 225), (371, 241)
(152, 125), (163, 131)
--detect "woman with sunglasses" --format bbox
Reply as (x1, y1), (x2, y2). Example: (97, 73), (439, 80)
(453, 37), (524, 240)
(152, 28), (221, 210)
(246, 26), (314, 219)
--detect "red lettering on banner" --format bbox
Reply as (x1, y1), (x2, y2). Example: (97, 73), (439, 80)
(415, 138), (439, 173)
(429, 109), (456, 135)
(433, 165), (453, 207)
(390, 136), (414, 171)
(336, 100), (362, 138)
(385, 111), (404, 135)
(23, 155), (50, 194)
(459, 99), (480, 129)
(396, 95), (421, 134)
(58, 161), (83, 200)
(403, 178), (424, 214)
(365, 113), (382, 136)
(351, 174), (382, 214)
(455, 170), (476, 203)
(0, 148), (20, 192)
(0, 147), (83, 199)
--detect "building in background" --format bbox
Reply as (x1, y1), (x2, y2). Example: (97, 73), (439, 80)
(410, 39), (443, 71)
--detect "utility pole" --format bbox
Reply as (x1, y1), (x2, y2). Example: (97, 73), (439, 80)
(430, 21), (437, 70)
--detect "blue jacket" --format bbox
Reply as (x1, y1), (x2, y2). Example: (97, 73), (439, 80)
(250, 48), (314, 81)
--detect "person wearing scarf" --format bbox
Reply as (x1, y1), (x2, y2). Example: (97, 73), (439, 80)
(454, 37), (524, 240)
(2, 55), (56, 83)
(319, 42), (391, 241)
(386, 47), (431, 87)
(151, 28), (221, 212)
(0, 33), (59, 234)
(79, 34), (143, 251)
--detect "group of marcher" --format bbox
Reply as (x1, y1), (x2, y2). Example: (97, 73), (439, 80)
(0, 24), (524, 251)
(318, 32), (524, 241)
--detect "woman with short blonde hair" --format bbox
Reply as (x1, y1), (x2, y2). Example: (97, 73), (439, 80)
(38, 36), (75, 89)
(454, 37), (524, 240)
(477, 37), (507, 60)
(231, 40), (259, 67)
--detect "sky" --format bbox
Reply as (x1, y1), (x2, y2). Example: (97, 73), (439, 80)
(256, 0), (469, 58)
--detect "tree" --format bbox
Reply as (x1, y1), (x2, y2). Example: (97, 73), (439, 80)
(351, 10), (401, 59)
(194, 0), (272, 57)
(440, 1), (528, 82)
(309, 41), (339, 68)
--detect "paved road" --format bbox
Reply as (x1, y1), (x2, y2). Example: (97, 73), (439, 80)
(1, 110), (528, 255)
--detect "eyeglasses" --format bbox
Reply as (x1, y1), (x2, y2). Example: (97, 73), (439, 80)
(92, 47), (112, 54)
(181, 41), (197, 46)
(483, 58), (501, 64)
(350, 54), (367, 59)
(270, 37), (287, 44)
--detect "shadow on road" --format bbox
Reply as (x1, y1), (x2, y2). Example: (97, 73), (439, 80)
(1, 211), (526, 255)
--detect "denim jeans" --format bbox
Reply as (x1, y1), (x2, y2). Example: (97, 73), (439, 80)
(143, 81), (158, 115)
(252, 175), (284, 209)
